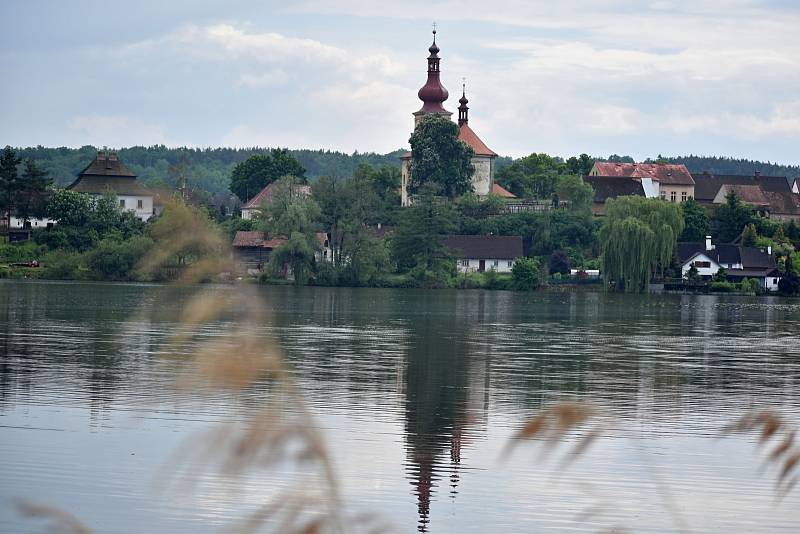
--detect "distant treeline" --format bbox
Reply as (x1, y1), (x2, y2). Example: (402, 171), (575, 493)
(11, 146), (799, 195)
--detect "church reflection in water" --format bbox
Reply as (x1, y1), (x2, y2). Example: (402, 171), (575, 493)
(400, 299), (490, 533)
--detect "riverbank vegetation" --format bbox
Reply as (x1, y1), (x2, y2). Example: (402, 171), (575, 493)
(3, 142), (800, 295)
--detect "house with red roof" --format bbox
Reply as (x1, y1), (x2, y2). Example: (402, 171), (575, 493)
(588, 162), (695, 204)
(240, 181), (311, 220)
(400, 30), (498, 206)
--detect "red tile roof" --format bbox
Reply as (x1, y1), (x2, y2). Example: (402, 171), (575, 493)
(592, 162), (694, 185)
(458, 123), (497, 157)
(491, 183), (516, 198)
(242, 182), (311, 209)
(232, 231), (287, 248)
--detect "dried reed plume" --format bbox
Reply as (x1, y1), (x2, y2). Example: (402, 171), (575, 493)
(15, 499), (91, 534)
(723, 409), (800, 499)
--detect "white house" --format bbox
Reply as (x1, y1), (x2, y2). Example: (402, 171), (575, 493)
(678, 236), (781, 291)
(9, 216), (56, 229)
(441, 235), (523, 273)
(68, 151), (153, 221)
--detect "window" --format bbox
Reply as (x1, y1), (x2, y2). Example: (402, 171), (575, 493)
(460, 259), (469, 267)
(137, 199), (143, 209)
(493, 260), (499, 267)
(693, 261), (711, 268)
(681, 191), (687, 201)
(508, 260), (513, 268)
(670, 191), (677, 202)
(119, 199), (125, 208)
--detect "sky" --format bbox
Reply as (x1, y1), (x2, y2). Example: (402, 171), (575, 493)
(2, 0), (800, 163)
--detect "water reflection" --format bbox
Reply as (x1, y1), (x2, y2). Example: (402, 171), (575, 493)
(2, 282), (800, 532)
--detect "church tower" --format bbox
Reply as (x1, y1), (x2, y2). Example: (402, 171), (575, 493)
(401, 28), (497, 206)
(413, 28), (452, 126)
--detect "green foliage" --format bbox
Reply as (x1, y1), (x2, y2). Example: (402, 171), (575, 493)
(778, 255), (800, 295)
(679, 198), (710, 242)
(0, 146), (22, 222)
(40, 249), (85, 279)
(147, 200), (221, 267)
(710, 280), (737, 292)
(512, 257), (541, 290)
(548, 249), (570, 275)
(555, 174), (593, 212)
(85, 236), (153, 281)
(16, 159), (52, 221)
(219, 217), (255, 241)
(258, 176), (321, 238)
(390, 190), (456, 271)
(685, 264), (700, 281)
(268, 232), (317, 285)
(713, 266), (727, 282)
(741, 223), (758, 247)
(408, 114), (474, 199)
(600, 196), (684, 292)
(714, 190), (754, 243)
(47, 189), (91, 226)
(229, 148), (306, 202)
(495, 153), (562, 199)
(0, 242), (41, 263)
(739, 278), (760, 294)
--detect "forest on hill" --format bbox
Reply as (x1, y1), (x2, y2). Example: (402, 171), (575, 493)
(11, 145), (799, 196)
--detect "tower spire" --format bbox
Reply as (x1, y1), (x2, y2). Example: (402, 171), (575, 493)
(458, 79), (469, 126)
(415, 25), (449, 120)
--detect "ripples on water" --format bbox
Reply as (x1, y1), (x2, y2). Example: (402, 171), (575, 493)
(1, 281), (800, 532)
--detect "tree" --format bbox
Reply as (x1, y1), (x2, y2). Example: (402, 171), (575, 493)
(0, 146), (21, 227)
(778, 254), (800, 295)
(269, 231), (317, 285)
(147, 199), (223, 269)
(555, 174), (593, 212)
(15, 159), (51, 223)
(565, 154), (594, 176)
(549, 249), (570, 275)
(390, 187), (456, 271)
(685, 264), (700, 281)
(512, 257), (541, 290)
(741, 223), (758, 247)
(408, 114), (474, 199)
(679, 198), (710, 242)
(495, 153), (562, 199)
(600, 196), (684, 292)
(46, 189), (91, 226)
(229, 148), (306, 202)
(714, 190), (753, 243)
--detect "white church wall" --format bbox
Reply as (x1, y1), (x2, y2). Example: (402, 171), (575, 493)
(471, 157), (492, 196)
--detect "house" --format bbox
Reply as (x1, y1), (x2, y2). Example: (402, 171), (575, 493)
(68, 151), (154, 221)
(678, 236), (781, 291)
(583, 176), (645, 216)
(240, 181), (311, 220)
(232, 231), (288, 273)
(232, 231), (331, 274)
(693, 171), (800, 221)
(441, 235), (523, 273)
(588, 162), (695, 202)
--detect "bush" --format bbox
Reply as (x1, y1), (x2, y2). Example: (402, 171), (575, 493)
(512, 257), (541, 290)
(40, 250), (85, 280)
(0, 242), (42, 263)
(738, 277), (760, 294)
(548, 249), (570, 275)
(710, 280), (736, 293)
(85, 236), (153, 281)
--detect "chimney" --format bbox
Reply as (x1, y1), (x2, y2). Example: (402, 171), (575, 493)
(705, 235), (713, 251)
(108, 151), (118, 161)
(767, 245), (772, 256)
(96, 150), (106, 160)
(754, 171), (761, 184)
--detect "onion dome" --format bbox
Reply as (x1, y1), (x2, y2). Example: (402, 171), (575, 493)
(458, 83), (469, 125)
(417, 29), (449, 114)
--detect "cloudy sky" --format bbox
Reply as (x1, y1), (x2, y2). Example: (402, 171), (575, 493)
(2, 0), (800, 162)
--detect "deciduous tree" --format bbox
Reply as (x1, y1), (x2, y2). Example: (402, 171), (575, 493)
(408, 114), (474, 199)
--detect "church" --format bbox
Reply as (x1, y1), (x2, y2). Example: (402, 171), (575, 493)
(400, 29), (498, 206)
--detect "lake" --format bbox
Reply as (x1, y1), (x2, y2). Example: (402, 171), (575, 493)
(1, 280), (800, 533)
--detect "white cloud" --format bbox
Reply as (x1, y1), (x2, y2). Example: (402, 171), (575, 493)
(236, 70), (290, 88)
(667, 102), (800, 139)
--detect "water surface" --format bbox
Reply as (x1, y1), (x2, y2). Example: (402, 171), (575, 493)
(2, 281), (800, 532)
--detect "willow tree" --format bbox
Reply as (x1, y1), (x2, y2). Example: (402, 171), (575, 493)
(599, 196), (684, 292)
